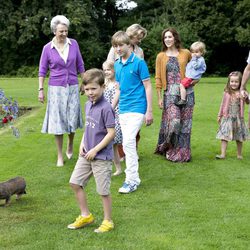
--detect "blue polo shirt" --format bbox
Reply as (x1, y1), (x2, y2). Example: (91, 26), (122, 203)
(84, 95), (115, 160)
(114, 53), (150, 114)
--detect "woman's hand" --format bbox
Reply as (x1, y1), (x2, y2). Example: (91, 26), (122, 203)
(158, 98), (163, 109)
(240, 89), (248, 99)
(217, 116), (221, 124)
(38, 90), (45, 103)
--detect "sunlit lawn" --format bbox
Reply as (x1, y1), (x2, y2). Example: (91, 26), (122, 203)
(0, 77), (250, 249)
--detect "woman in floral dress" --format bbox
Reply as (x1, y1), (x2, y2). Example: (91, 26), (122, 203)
(155, 28), (197, 162)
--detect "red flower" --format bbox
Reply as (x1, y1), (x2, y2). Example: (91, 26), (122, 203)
(2, 117), (8, 123)
(8, 115), (13, 121)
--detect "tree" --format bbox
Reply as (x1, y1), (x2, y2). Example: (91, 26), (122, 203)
(128, 0), (248, 74)
(0, 0), (248, 75)
(0, 0), (122, 75)
(234, 0), (250, 46)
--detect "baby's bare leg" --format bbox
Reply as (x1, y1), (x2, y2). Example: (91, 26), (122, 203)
(180, 84), (187, 101)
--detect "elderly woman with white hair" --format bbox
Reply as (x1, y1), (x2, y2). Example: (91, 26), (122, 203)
(38, 15), (85, 167)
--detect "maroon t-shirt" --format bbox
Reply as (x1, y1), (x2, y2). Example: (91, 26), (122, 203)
(84, 95), (115, 160)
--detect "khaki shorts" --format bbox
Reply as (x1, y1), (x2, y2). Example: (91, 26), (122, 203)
(69, 156), (112, 195)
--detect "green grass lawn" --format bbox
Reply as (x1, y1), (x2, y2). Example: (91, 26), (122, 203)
(0, 77), (250, 250)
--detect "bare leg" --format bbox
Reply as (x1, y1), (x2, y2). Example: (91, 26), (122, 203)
(236, 140), (243, 159)
(70, 183), (90, 216)
(221, 139), (228, 158)
(55, 135), (64, 166)
(66, 132), (75, 159)
(101, 195), (112, 221)
(180, 84), (187, 101)
(113, 144), (122, 176)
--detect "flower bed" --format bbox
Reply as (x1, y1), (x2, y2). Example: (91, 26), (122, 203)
(0, 89), (20, 137)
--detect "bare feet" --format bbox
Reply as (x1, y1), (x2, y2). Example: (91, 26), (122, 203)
(66, 152), (73, 159)
(237, 155), (243, 160)
(57, 158), (64, 167)
(66, 141), (73, 159)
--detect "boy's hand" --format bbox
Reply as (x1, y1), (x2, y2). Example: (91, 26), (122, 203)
(84, 148), (97, 161)
(145, 111), (153, 126)
(79, 143), (86, 157)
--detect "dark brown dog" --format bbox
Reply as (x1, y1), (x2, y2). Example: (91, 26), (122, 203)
(0, 177), (26, 206)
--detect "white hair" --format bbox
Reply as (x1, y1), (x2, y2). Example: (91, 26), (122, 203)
(50, 15), (70, 33)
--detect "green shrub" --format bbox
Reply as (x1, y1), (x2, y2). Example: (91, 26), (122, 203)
(16, 66), (39, 77)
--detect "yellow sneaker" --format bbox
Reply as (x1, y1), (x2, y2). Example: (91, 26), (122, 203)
(67, 213), (94, 229)
(94, 220), (114, 233)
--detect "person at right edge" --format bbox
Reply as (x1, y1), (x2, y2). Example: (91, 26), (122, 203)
(240, 51), (250, 129)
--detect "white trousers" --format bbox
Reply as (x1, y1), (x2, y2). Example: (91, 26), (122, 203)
(119, 113), (144, 185)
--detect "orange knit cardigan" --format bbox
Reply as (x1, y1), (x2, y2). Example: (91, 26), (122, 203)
(155, 49), (191, 91)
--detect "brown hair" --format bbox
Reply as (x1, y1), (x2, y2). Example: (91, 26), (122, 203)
(161, 27), (182, 51)
(80, 68), (105, 94)
(224, 71), (242, 94)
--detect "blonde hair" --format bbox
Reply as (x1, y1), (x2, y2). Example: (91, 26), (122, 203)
(50, 15), (70, 33)
(111, 31), (130, 46)
(126, 24), (147, 40)
(102, 60), (114, 71)
(190, 41), (206, 55)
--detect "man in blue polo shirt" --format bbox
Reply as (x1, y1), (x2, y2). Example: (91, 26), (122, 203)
(112, 31), (153, 194)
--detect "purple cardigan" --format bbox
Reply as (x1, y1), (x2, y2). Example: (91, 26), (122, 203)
(218, 92), (246, 118)
(39, 38), (85, 87)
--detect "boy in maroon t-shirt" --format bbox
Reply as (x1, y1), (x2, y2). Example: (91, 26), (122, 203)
(68, 68), (115, 233)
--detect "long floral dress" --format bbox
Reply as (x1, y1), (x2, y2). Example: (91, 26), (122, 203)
(216, 96), (248, 141)
(155, 57), (194, 162)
